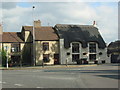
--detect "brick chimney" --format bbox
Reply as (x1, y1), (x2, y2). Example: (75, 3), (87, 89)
(34, 20), (41, 27)
(0, 24), (3, 34)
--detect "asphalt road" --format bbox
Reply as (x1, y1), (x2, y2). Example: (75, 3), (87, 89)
(1, 64), (119, 88)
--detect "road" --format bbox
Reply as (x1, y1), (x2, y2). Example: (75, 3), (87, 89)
(1, 64), (119, 88)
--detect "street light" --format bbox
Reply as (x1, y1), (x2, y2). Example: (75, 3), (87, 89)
(4, 46), (9, 69)
(32, 6), (35, 66)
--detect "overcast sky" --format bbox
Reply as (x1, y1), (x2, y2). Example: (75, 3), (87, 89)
(0, 2), (118, 44)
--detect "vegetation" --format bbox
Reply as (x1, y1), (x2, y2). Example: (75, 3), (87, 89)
(0, 48), (7, 67)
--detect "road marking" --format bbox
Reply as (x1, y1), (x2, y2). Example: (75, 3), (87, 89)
(36, 87), (43, 88)
(14, 84), (23, 87)
(32, 70), (43, 72)
(0, 81), (6, 84)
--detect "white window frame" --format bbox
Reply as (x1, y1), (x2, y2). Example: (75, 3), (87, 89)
(88, 42), (97, 61)
(71, 42), (81, 62)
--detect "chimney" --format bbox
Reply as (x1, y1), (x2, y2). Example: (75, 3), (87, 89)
(93, 21), (97, 27)
(0, 24), (3, 34)
(34, 20), (41, 27)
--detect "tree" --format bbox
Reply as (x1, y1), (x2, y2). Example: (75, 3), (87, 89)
(0, 48), (7, 67)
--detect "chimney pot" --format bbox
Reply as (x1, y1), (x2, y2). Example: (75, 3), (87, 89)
(93, 21), (97, 27)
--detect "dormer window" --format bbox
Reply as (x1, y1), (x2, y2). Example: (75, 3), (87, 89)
(89, 43), (96, 53)
(72, 43), (79, 53)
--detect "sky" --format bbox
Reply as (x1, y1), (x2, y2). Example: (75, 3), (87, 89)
(0, 1), (118, 44)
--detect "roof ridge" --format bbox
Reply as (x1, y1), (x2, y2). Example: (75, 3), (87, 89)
(3, 32), (21, 33)
(56, 24), (95, 27)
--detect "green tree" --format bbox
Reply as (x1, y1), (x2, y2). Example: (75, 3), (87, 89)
(0, 48), (7, 67)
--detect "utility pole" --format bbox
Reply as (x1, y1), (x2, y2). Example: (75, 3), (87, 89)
(32, 6), (35, 66)
(6, 47), (8, 69)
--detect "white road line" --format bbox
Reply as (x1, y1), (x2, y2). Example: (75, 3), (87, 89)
(2, 82), (6, 84)
(36, 87), (43, 88)
(0, 81), (6, 84)
(32, 70), (43, 72)
(14, 84), (23, 87)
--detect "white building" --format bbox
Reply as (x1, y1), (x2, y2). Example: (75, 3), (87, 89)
(54, 24), (110, 64)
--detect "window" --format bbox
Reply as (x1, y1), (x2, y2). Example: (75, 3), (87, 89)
(72, 43), (79, 53)
(72, 42), (80, 62)
(89, 54), (96, 61)
(43, 54), (50, 62)
(11, 44), (20, 53)
(72, 54), (79, 62)
(43, 42), (49, 51)
(89, 43), (96, 53)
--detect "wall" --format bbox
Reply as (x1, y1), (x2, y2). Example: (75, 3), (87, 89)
(97, 47), (110, 63)
(59, 39), (109, 64)
(2, 43), (11, 57)
(60, 39), (76, 64)
(25, 31), (30, 42)
(35, 41), (59, 65)
(1, 43), (26, 62)
(21, 30), (33, 65)
(22, 42), (32, 65)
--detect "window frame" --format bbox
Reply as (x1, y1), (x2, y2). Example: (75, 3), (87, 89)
(43, 54), (50, 62)
(11, 43), (20, 53)
(71, 42), (81, 62)
(88, 42), (97, 61)
(72, 54), (80, 62)
(89, 43), (96, 53)
(89, 54), (96, 61)
(42, 42), (49, 51)
(72, 43), (80, 53)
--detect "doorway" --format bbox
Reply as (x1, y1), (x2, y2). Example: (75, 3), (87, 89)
(54, 54), (59, 65)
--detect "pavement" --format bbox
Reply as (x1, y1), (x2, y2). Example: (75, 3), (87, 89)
(0, 64), (98, 70)
(1, 63), (119, 88)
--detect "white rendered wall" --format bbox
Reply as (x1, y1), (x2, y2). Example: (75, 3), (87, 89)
(59, 39), (109, 64)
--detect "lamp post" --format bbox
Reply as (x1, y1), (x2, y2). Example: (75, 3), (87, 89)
(4, 46), (8, 69)
(32, 6), (35, 66)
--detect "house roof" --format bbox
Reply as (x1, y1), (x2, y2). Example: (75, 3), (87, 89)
(22, 26), (33, 31)
(107, 40), (120, 54)
(54, 24), (106, 49)
(0, 34), (2, 42)
(1, 32), (24, 43)
(22, 26), (58, 41)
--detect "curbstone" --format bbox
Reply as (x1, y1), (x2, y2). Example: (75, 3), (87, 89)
(0, 64), (98, 70)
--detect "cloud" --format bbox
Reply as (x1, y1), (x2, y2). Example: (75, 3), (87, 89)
(1, 2), (17, 9)
(2, 2), (118, 44)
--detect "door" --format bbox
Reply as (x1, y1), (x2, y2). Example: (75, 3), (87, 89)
(54, 54), (59, 65)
